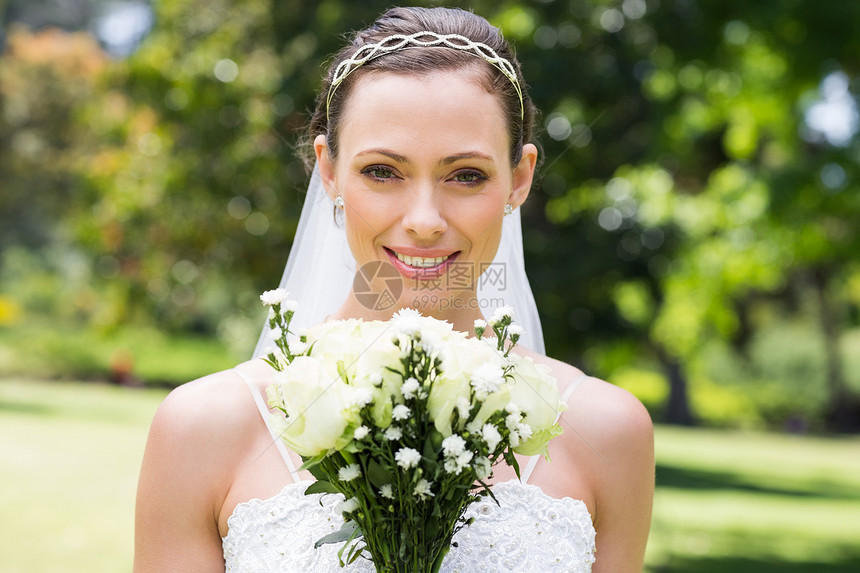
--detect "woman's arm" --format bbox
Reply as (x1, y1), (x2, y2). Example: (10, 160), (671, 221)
(577, 381), (654, 573)
(134, 375), (244, 572)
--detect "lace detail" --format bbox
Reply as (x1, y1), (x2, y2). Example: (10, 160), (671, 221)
(223, 480), (595, 572)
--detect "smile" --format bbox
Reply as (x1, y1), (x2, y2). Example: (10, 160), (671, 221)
(392, 251), (452, 268)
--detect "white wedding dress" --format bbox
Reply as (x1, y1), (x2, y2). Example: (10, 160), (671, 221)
(223, 369), (596, 572)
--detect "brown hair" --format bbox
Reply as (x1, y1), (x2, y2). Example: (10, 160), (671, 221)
(303, 6), (537, 168)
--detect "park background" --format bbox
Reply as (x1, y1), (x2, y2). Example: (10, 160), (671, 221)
(1, 0), (859, 571)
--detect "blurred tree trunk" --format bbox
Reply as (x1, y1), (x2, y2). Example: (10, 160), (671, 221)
(811, 269), (859, 432)
(658, 349), (696, 426)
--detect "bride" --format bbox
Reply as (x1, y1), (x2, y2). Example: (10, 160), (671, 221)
(134, 6), (653, 572)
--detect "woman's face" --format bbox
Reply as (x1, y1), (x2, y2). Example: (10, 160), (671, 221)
(316, 68), (537, 308)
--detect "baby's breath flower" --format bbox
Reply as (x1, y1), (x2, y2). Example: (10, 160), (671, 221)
(338, 463), (361, 482)
(368, 372), (383, 386)
(379, 484), (394, 499)
(482, 423), (502, 452)
(517, 423), (533, 441)
(444, 458), (462, 475)
(268, 326), (283, 341)
(260, 288), (288, 306)
(490, 305), (515, 324)
(353, 425), (370, 440)
(392, 404), (411, 421)
(442, 434), (467, 457)
(474, 457), (492, 480)
(470, 363), (505, 399)
(351, 387), (374, 408)
(401, 377), (420, 400)
(507, 325), (524, 337)
(505, 402), (521, 416)
(395, 447), (421, 469)
(289, 340), (308, 355)
(384, 426), (403, 441)
(414, 479), (434, 500)
(336, 497), (359, 515)
(456, 450), (474, 468)
(282, 299), (298, 313)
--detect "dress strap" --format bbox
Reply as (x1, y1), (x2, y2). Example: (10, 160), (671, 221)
(520, 372), (589, 484)
(232, 365), (302, 483)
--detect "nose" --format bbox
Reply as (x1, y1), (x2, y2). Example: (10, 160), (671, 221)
(401, 183), (447, 238)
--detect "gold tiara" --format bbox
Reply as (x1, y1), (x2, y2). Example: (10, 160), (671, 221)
(326, 31), (524, 122)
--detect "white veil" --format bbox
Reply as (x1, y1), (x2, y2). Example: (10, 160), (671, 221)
(252, 164), (545, 358)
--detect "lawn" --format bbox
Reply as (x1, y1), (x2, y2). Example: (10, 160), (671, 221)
(2, 377), (859, 572)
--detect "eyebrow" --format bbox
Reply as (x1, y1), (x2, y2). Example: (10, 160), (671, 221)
(355, 149), (493, 165)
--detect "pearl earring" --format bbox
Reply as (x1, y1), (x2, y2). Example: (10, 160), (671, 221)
(504, 203), (513, 216)
(334, 196), (344, 208)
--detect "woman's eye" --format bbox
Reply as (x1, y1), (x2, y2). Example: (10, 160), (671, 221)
(361, 166), (396, 181)
(452, 170), (487, 185)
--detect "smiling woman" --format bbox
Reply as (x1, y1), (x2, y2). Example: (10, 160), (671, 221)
(134, 6), (653, 573)
(315, 70), (537, 333)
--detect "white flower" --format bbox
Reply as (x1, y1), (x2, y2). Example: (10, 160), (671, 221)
(517, 422), (533, 442)
(336, 497), (359, 515)
(289, 339), (308, 355)
(456, 450), (474, 468)
(470, 363), (505, 399)
(481, 423), (502, 452)
(392, 404), (411, 421)
(441, 434), (467, 457)
(506, 402), (521, 416)
(414, 479), (434, 500)
(444, 458), (462, 474)
(260, 288), (288, 306)
(401, 377), (420, 400)
(353, 426), (370, 440)
(384, 426), (402, 441)
(456, 396), (471, 418)
(267, 326), (283, 341)
(379, 484), (394, 499)
(282, 299), (298, 313)
(490, 305), (515, 324)
(395, 447), (421, 469)
(338, 463), (361, 482)
(266, 356), (360, 457)
(508, 325), (524, 337)
(351, 387), (374, 408)
(474, 457), (492, 480)
(506, 413), (522, 431)
(368, 372), (383, 386)
(474, 319), (487, 329)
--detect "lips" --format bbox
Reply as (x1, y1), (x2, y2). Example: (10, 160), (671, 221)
(385, 247), (458, 278)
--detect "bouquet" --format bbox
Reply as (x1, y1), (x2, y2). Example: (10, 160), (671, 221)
(259, 288), (565, 573)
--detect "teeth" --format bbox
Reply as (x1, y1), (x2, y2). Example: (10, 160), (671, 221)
(394, 251), (450, 268)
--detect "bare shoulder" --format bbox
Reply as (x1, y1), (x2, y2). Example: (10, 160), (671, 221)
(526, 351), (653, 451)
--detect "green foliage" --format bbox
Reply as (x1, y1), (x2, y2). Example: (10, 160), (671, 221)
(1, 0), (859, 426)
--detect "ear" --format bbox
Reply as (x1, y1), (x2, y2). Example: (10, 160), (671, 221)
(314, 134), (338, 200)
(508, 143), (538, 209)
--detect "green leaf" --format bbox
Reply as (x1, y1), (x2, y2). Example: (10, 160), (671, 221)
(304, 480), (339, 495)
(314, 520), (360, 549)
(366, 458), (392, 488)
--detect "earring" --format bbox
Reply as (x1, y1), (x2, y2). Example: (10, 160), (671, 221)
(334, 196), (344, 208)
(504, 203), (513, 216)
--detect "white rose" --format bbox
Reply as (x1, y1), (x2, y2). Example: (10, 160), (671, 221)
(506, 354), (566, 457)
(267, 356), (359, 457)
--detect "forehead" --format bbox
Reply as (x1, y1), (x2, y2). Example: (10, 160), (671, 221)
(337, 69), (509, 157)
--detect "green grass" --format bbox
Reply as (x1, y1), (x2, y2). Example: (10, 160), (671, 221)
(2, 378), (859, 572)
(0, 321), (240, 386)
